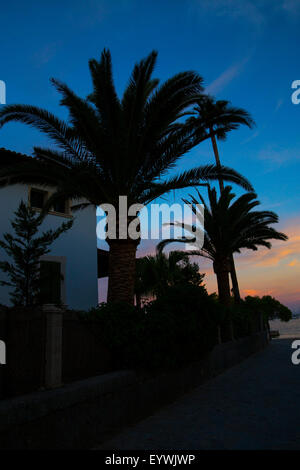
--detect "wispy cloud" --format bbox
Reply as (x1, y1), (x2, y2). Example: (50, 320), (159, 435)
(205, 56), (250, 95)
(242, 130), (260, 144)
(195, 0), (264, 27)
(236, 216), (300, 269)
(65, 0), (107, 29)
(193, 0), (300, 23)
(256, 145), (300, 172)
(33, 42), (61, 67)
(280, 0), (300, 15)
(275, 98), (284, 112)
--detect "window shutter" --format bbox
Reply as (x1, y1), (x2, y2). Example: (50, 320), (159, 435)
(40, 261), (62, 304)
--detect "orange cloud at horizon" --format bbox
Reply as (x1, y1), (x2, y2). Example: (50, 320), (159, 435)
(288, 259), (299, 267)
(243, 289), (259, 297)
(136, 215), (300, 311)
(204, 215), (300, 310)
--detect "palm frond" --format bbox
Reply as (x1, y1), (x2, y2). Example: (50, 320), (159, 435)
(0, 104), (86, 159)
(88, 49), (122, 134)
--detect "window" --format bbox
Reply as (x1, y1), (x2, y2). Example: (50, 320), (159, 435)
(52, 196), (67, 215)
(39, 260), (62, 304)
(30, 188), (47, 210)
(29, 187), (71, 217)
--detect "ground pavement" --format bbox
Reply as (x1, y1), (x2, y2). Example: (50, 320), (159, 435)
(97, 338), (300, 450)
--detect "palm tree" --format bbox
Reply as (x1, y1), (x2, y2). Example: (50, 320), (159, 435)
(0, 50), (253, 304)
(188, 95), (255, 302)
(135, 251), (204, 306)
(157, 186), (288, 305)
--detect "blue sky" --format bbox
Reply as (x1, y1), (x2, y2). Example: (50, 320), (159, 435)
(1, 0), (299, 215)
(1, 0), (300, 308)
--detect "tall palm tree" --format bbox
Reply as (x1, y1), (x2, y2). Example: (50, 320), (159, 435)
(135, 251), (204, 306)
(188, 95), (255, 302)
(157, 186), (288, 305)
(0, 50), (253, 304)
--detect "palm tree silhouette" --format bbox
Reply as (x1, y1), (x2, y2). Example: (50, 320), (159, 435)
(135, 250), (204, 306)
(187, 95), (255, 302)
(0, 50), (253, 304)
(157, 186), (287, 305)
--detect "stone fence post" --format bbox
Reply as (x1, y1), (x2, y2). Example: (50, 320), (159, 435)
(217, 325), (222, 344)
(258, 311), (264, 332)
(43, 304), (64, 389)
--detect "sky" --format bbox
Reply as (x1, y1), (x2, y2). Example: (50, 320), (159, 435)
(0, 0), (299, 310)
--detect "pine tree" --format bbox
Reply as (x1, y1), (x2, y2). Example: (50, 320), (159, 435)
(0, 201), (73, 306)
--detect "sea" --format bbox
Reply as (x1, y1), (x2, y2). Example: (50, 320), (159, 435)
(269, 316), (300, 338)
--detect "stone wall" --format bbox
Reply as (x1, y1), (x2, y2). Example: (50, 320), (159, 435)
(0, 307), (111, 398)
(0, 331), (268, 449)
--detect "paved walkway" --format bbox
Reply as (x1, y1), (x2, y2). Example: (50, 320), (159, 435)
(98, 338), (300, 450)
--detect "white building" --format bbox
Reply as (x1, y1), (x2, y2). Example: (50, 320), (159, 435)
(0, 148), (99, 310)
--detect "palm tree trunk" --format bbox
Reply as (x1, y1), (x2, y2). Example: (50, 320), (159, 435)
(136, 292), (142, 309)
(210, 131), (224, 192)
(215, 269), (231, 305)
(213, 260), (235, 340)
(107, 239), (139, 304)
(210, 129), (241, 303)
(213, 259), (231, 305)
(230, 254), (241, 303)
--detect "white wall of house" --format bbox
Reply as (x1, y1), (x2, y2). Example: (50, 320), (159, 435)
(0, 183), (98, 310)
